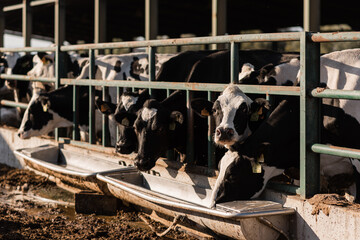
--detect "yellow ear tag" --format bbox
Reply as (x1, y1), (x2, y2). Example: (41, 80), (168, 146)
(101, 104), (110, 113)
(169, 122), (176, 131)
(121, 118), (129, 126)
(43, 104), (48, 112)
(201, 108), (210, 116)
(250, 112), (259, 121)
(251, 161), (262, 173)
(258, 153), (265, 163)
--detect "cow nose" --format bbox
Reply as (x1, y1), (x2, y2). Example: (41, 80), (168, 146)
(17, 132), (21, 138)
(216, 127), (234, 139)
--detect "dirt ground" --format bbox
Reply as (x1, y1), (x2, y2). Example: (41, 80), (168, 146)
(0, 163), (198, 240)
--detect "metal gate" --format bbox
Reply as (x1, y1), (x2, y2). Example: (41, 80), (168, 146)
(1, 31), (360, 198)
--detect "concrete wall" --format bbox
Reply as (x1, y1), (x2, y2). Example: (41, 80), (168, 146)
(0, 127), (54, 168)
(263, 189), (360, 240)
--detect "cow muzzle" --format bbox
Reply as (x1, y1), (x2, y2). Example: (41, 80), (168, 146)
(115, 140), (136, 154)
(216, 127), (235, 140)
(134, 156), (156, 171)
(17, 131), (30, 139)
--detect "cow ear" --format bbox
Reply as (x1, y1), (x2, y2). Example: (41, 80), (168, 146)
(250, 98), (270, 121)
(95, 98), (116, 115)
(259, 63), (275, 78)
(191, 98), (213, 118)
(169, 111), (183, 130)
(39, 96), (51, 112)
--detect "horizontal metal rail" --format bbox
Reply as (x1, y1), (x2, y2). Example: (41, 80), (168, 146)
(61, 78), (301, 95)
(311, 32), (360, 43)
(60, 32), (301, 51)
(311, 89), (360, 100)
(0, 46), (56, 53)
(3, 0), (55, 12)
(0, 100), (28, 109)
(312, 144), (360, 159)
(0, 74), (56, 83)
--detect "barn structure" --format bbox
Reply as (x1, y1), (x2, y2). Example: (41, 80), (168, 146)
(1, 1), (360, 239)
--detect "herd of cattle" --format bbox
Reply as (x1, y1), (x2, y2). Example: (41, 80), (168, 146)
(1, 47), (360, 207)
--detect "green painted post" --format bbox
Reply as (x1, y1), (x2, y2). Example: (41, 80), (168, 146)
(230, 41), (239, 84)
(89, 49), (96, 144)
(102, 86), (109, 146)
(72, 85), (80, 140)
(299, 32), (321, 199)
(186, 90), (195, 163)
(148, 46), (156, 95)
(54, 45), (64, 141)
(207, 91), (215, 169)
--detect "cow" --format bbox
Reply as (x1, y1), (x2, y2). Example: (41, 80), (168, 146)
(95, 88), (150, 154)
(133, 49), (299, 171)
(206, 96), (300, 207)
(96, 50), (220, 154)
(17, 85), (101, 140)
(0, 52), (21, 94)
(17, 53), (175, 145)
(27, 51), (83, 94)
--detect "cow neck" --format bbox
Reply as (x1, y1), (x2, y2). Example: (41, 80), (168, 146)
(42, 86), (74, 121)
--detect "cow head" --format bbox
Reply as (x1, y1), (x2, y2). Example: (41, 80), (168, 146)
(95, 89), (150, 154)
(5, 54), (33, 93)
(238, 58), (300, 86)
(17, 87), (74, 139)
(0, 52), (21, 88)
(191, 85), (270, 149)
(134, 91), (185, 171)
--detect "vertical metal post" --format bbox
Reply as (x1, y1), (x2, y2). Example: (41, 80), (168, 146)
(211, 0), (227, 50)
(55, 0), (65, 45)
(95, 0), (107, 55)
(299, 32), (321, 198)
(72, 84), (80, 140)
(0, 8), (4, 47)
(186, 90), (194, 163)
(22, 0), (32, 47)
(230, 41), (239, 84)
(102, 86), (109, 146)
(116, 87), (122, 143)
(207, 91), (215, 169)
(89, 49), (96, 144)
(304, 0), (320, 32)
(54, 45), (64, 140)
(145, 0), (158, 40)
(148, 46), (155, 95)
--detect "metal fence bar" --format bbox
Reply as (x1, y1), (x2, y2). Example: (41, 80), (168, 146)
(0, 100), (28, 109)
(54, 45), (62, 141)
(207, 91), (215, 169)
(102, 86), (109, 146)
(299, 32), (321, 199)
(61, 32), (302, 51)
(311, 89), (360, 100)
(60, 78), (301, 95)
(0, 74), (56, 82)
(230, 41), (239, 84)
(72, 85), (80, 140)
(0, 46), (56, 52)
(186, 90), (194, 163)
(311, 32), (360, 42)
(312, 144), (360, 159)
(88, 49), (96, 144)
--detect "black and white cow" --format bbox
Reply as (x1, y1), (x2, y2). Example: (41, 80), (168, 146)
(206, 96), (300, 207)
(133, 49), (299, 171)
(17, 85), (100, 139)
(96, 50), (220, 154)
(27, 51), (83, 94)
(95, 89), (150, 154)
(17, 53), (174, 145)
(134, 90), (186, 171)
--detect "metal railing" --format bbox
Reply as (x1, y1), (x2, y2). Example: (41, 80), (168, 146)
(1, 31), (360, 198)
